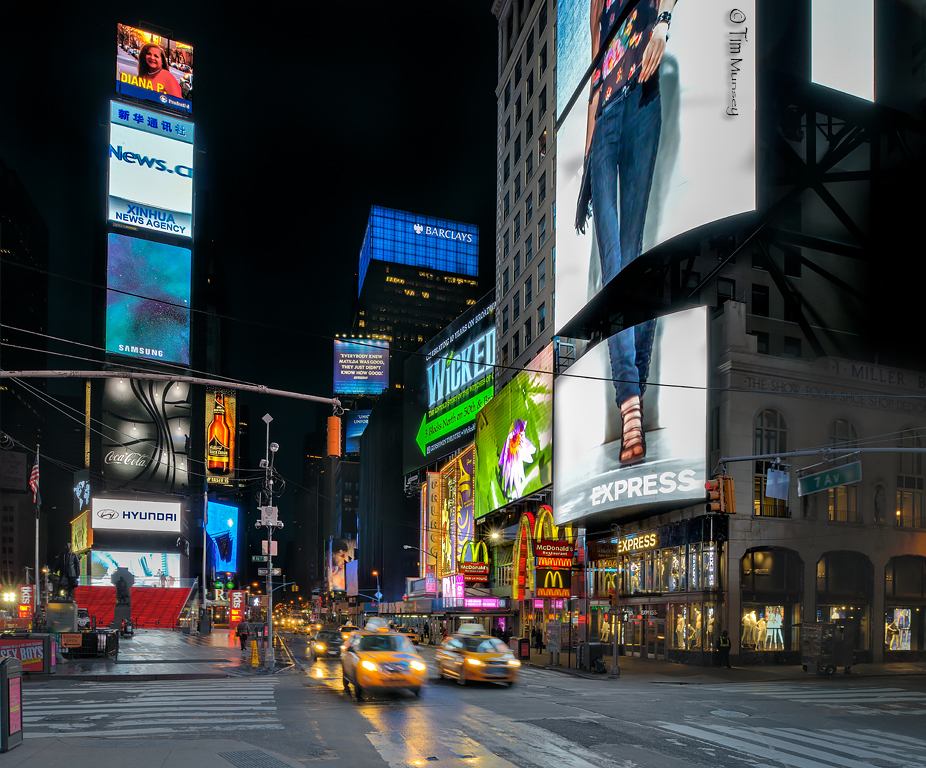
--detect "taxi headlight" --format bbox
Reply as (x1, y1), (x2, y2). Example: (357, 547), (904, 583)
(466, 658), (484, 666)
(315, 644), (324, 651)
(361, 660), (378, 672)
(507, 659), (521, 666)
(410, 661), (426, 671)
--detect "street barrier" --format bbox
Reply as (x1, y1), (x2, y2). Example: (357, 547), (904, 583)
(0, 657), (23, 753)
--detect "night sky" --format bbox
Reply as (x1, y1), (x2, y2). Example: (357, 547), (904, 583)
(1, 2), (499, 553)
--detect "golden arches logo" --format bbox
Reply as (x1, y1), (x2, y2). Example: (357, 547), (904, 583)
(533, 504), (575, 544)
(459, 540), (489, 564)
(543, 570), (564, 589)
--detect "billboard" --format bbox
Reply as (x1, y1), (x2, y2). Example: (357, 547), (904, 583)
(91, 497), (182, 534)
(101, 378), (191, 492)
(811, 0), (874, 103)
(70, 510), (93, 554)
(328, 538), (356, 593)
(229, 590), (246, 626)
(475, 344), (553, 519)
(88, 550), (181, 587)
(206, 502), (238, 574)
(333, 340), (389, 395)
(438, 462), (457, 578)
(108, 101), (194, 238)
(106, 233), (191, 364)
(205, 388), (237, 485)
(116, 24), (193, 114)
(345, 561), (359, 596)
(455, 446), (475, 562)
(421, 472), (440, 578)
(554, 306), (708, 525)
(345, 410), (372, 454)
(554, 1), (756, 332)
(403, 295), (496, 474)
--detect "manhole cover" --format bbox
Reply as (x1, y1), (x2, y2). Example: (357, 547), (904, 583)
(710, 710), (749, 719)
(219, 749), (293, 768)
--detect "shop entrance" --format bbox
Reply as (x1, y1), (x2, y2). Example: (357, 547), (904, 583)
(646, 618), (666, 658)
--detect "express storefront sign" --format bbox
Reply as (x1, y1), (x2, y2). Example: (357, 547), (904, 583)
(589, 533), (659, 560)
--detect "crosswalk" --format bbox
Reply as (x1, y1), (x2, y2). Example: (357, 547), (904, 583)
(658, 721), (926, 767)
(694, 683), (926, 714)
(22, 679), (282, 739)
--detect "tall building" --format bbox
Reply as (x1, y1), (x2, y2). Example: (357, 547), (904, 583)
(351, 205), (482, 385)
(491, 0), (556, 387)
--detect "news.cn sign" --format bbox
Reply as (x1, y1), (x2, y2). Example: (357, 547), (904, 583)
(91, 497), (182, 533)
(535, 540), (574, 598)
(229, 590), (246, 626)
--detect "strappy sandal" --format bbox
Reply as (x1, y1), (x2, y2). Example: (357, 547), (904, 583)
(619, 397), (646, 466)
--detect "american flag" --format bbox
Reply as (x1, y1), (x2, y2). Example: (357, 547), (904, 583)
(30, 456), (40, 506)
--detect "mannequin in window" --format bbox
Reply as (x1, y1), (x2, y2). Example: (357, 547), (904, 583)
(676, 615), (686, 648)
(886, 617), (901, 650)
(767, 607), (783, 648)
(742, 611), (756, 649)
(755, 615), (767, 649)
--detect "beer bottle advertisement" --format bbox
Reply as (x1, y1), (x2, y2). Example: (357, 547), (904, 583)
(205, 387), (236, 484)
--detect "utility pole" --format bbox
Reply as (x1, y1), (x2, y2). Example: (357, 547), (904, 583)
(256, 414), (283, 667)
(201, 479), (208, 635)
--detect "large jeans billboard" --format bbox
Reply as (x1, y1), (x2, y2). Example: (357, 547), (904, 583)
(555, 0), (756, 332)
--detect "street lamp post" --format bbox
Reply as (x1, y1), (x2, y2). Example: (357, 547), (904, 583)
(256, 414), (283, 668)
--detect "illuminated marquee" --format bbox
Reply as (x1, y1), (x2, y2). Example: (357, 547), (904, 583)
(536, 569), (570, 599)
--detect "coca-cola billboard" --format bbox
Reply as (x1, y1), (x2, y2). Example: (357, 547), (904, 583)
(101, 377), (191, 492)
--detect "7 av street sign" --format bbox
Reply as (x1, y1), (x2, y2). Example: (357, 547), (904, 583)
(797, 461), (862, 497)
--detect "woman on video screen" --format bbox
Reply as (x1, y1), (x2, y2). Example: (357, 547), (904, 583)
(138, 42), (182, 98)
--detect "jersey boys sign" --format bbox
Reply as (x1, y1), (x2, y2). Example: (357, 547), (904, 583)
(91, 498), (182, 533)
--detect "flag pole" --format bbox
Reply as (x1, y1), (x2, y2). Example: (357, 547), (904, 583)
(34, 444), (40, 615)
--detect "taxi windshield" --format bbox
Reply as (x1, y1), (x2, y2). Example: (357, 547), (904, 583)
(316, 631), (341, 642)
(461, 637), (508, 653)
(359, 635), (412, 652)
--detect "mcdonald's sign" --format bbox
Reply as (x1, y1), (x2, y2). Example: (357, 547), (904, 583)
(535, 540), (573, 569)
(459, 541), (490, 582)
(536, 568), (570, 598)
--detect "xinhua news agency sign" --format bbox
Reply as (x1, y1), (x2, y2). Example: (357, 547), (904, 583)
(797, 461), (862, 497)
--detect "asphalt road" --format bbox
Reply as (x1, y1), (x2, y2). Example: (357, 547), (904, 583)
(17, 631), (926, 768)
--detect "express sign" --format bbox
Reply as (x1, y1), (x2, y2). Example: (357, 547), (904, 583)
(91, 497), (182, 533)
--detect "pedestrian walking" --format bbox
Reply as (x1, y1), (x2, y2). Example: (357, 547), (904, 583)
(236, 621), (250, 651)
(718, 629), (732, 668)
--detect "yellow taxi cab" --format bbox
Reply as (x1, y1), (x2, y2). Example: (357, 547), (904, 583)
(435, 624), (520, 686)
(338, 624), (359, 643)
(393, 625), (420, 645)
(341, 618), (428, 699)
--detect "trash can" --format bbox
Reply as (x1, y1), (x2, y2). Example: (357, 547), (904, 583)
(517, 637), (531, 661)
(587, 642), (605, 669)
(0, 657), (23, 753)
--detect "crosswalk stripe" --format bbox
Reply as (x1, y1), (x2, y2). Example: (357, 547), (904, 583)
(780, 728), (926, 759)
(659, 722), (863, 768)
(858, 728), (926, 749)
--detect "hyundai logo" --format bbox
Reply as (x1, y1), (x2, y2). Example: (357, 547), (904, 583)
(96, 508), (118, 519)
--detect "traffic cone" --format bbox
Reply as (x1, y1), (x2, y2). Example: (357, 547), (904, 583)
(250, 639), (258, 667)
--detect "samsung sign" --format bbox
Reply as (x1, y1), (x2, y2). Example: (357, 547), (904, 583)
(91, 498), (182, 534)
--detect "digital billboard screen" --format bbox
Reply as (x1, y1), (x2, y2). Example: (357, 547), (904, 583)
(91, 497), (182, 534)
(554, 1), (756, 332)
(403, 295), (496, 475)
(333, 339), (389, 395)
(116, 24), (193, 114)
(106, 233), (191, 364)
(475, 344), (553, 519)
(206, 502), (238, 574)
(328, 538), (356, 593)
(554, 306), (708, 525)
(345, 410), (371, 454)
(88, 550), (181, 588)
(205, 388), (237, 485)
(108, 101), (194, 239)
(101, 378), (191, 493)
(811, 0), (874, 103)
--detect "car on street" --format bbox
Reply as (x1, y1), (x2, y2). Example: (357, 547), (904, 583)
(393, 625), (420, 645)
(341, 620), (427, 699)
(310, 629), (344, 659)
(435, 624), (520, 686)
(338, 624), (359, 642)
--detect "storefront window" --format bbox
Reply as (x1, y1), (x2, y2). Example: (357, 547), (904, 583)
(670, 603), (703, 649)
(884, 608), (924, 651)
(741, 548), (803, 652)
(816, 552), (872, 651)
(661, 547), (686, 592)
(884, 556), (926, 652)
(740, 604), (794, 650)
(701, 544), (718, 588)
(624, 552), (645, 594)
(689, 543), (701, 590)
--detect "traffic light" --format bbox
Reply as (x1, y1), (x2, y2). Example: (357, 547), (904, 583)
(722, 475), (737, 514)
(608, 589), (615, 610)
(706, 476), (726, 513)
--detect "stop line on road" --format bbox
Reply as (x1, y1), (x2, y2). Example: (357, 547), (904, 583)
(657, 720), (926, 768)
(21, 679), (283, 739)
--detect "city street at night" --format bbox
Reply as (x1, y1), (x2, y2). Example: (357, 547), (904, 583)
(11, 632), (926, 768)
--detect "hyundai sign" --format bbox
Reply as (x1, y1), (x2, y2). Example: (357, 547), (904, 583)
(108, 101), (194, 238)
(91, 498), (182, 533)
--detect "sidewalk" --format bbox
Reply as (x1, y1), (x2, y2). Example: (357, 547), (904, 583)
(26, 629), (293, 682)
(519, 646), (926, 683)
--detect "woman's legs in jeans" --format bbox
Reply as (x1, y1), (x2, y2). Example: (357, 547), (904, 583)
(590, 82), (661, 459)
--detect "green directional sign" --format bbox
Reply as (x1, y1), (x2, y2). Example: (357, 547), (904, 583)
(415, 386), (494, 455)
(797, 461), (862, 497)
(251, 555), (268, 562)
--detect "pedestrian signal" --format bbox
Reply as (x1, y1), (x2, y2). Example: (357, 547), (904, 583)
(706, 476), (725, 513)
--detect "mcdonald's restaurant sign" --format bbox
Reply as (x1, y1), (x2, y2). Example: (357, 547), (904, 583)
(536, 568), (570, 598)
(535, 540), (574, 569)
(459, 541), (490, 582)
